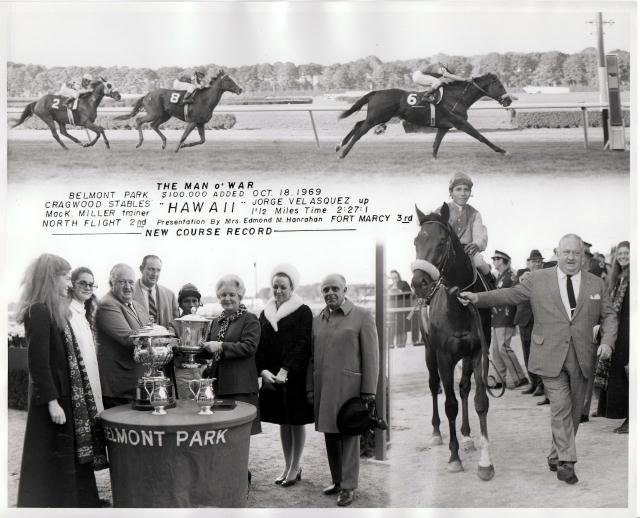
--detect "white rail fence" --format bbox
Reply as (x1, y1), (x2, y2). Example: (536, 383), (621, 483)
(7, 101), (630, 149)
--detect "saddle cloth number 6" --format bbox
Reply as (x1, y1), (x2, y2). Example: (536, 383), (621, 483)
(406, 93), (418, 106)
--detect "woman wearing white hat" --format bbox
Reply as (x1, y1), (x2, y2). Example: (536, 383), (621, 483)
(256, 264), (314, 487)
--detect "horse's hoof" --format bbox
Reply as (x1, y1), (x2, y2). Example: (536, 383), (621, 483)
(462, 437), (476, 452)
(501, 150), (510, 157)
(136, 143), (142, 149)
(429, 435), (443, 446)
(161, 142), (166, 150)
(477, 464), (495, 481)
(83, 143), (91, 148)
(335, 144), (341, 153)
(447, 460), (464, 473)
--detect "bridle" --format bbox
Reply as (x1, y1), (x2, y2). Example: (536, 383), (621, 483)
(470, 76), (510, 106)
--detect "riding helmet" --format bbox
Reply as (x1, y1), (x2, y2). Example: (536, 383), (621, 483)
(449, 172), (474, 191)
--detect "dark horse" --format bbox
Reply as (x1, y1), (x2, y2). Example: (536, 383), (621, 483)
(336, 73), (514, 159)
(410, 204), (495, 480)
(11, 79), (121, 150)
(114, 71), (242, 152)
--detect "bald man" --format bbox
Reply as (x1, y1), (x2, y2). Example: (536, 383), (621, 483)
(96, 263), (149, 409)
(307, 274), (379, 506)
(461, 235), (617, 484)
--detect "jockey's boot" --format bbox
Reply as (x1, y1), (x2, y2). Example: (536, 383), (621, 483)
(420, 89), (437, 104)
(183, 92), (195, 104)
(480, 270), (496, 291)
(64, 97), (75, 108)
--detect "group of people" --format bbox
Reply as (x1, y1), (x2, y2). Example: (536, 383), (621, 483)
(428, 172), (629, 487)
(16, 253), (379, 508)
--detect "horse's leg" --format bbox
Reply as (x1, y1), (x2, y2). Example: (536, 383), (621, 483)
(432, 127), (450, 159)
(175, 121), (197, 152)
(82, 122), (106, 148)
(135, 113), (157, 148)
(180, 124), (206, 148)
(338, 119), (379, 159)
(459, 356), (476, 452)
(447, 114), (507, 155)
(473, 349), (494, 481)
(150, 114), (171, 150)
(425, 342), (442, 446)
(42, 118), (68, 150)
(439, 354), (462, 472)
(336, 120), (364, 153)
(57, 122), (82, 145)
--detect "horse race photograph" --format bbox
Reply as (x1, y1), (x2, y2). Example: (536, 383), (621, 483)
(2, 1), (635, 516)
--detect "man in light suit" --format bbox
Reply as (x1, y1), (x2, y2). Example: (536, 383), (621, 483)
(133, 255), (179, 327)
(308, 274), (379, 506)
(461, 234), (617, 484)
(96, 263), (149, 409)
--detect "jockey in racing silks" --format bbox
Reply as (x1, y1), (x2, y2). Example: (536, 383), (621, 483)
(412, 62), (471, 103)
(173, 69), (207, 104)
(58, 73), (94, 109)
(436, 172), (493, 280)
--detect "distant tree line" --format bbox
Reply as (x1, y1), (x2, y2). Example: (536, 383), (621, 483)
(7, 48), (630, 97)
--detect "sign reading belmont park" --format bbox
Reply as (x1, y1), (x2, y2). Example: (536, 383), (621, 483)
(103, 425), (230, 448)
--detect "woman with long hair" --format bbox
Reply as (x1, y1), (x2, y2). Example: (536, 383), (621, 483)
(17, 254), (107, 507)
(68, 266), (104, 413)
(256, 264), (314, 487)
(597, 241), (630, 433)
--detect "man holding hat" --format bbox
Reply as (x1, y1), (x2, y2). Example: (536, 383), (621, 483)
(490, 250), (528, 389)
(308, 274), (379, 507)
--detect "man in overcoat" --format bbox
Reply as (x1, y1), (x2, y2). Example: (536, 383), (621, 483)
(461, 234), (617, 484)
(133, 254), (179, 327)
(308, 274), (379, 506)
(96, 263), (149, 409)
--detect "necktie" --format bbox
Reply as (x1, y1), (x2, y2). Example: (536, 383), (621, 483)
(148, 288), (158, 322)
(566, 275), (576, 317)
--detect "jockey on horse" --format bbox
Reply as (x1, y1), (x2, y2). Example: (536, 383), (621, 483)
(412, 62), (472, 103)
(436, 173), (495, 289)
(173, 68), (207, 104)
(57, 73), (94, 110)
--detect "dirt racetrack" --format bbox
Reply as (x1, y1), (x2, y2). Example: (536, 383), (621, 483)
(7, 128), (629, 183)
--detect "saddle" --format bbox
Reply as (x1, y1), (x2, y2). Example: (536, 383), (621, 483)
(418, 87), (443, 106)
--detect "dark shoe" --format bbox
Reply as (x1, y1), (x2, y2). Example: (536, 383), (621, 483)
(337, 489), (354, 507)
(580, 414), (589, 423)
(557, 462), (578, 484)
(490, 382), (504, 390)
(532, 385), (545, 397)
(537, 398), (550, 406)
(274, 474), (286, 485)
(514, 379), (529, 389)
(548, 459), (558, 472)
(280, 467), (302, 487)
(521, 384), (537, 395)
(614, 418), (629, 434)
(323, 483), (340, 495)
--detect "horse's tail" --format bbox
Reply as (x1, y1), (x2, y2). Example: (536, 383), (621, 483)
(11, 101), (36, 128)
(338, 91), (376, 119)
(114, 96), (145, 120)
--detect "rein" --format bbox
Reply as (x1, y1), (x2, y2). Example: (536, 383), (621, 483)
(470, 77), (505, 106)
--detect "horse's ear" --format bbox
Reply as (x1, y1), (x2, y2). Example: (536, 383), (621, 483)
(100, 76), (107, 82)
(415, 205), (427, 225)
(440, 202), (450, 223)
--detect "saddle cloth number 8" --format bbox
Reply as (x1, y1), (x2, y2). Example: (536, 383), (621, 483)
(170, 92), (181, 103)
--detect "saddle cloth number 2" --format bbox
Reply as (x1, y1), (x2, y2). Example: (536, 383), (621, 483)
(170, 92), (181, 103)
(52, 98), (60, 109)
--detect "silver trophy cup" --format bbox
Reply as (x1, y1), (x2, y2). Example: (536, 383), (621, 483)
(189, 377), (216, 415)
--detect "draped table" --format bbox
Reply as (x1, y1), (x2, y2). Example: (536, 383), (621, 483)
(99, 399), (256, 507)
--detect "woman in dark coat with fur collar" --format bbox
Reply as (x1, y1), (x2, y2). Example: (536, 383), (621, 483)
(256, 264), (314, 487)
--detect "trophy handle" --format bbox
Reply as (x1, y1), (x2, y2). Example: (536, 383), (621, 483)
(144, 379), (155, 400)
(188, 379), (200, 399)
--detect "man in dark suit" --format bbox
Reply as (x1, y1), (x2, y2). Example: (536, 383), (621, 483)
(461, 234), (617, 484)
(133, 255), (179, 327)
(308, 274), (379, 506)
(96, 263), (149, 409)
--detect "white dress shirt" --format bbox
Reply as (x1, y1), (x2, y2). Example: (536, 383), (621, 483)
(69, 299), (104, 413)
(556, 268), (581, 320)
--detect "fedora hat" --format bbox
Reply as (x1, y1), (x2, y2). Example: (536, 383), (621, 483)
(527, 249), (544, 261)
(337, 398), (371, 436)
(491, 250), (511, 262)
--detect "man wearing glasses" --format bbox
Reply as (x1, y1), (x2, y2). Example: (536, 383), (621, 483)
(307, 274), (379, 507)
(96, 263), (149, 409)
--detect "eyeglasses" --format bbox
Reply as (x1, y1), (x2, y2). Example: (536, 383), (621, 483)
(75, 281), (97, 290)
(114, 280), (135, 287)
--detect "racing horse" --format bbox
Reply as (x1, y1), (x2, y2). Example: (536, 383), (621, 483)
(114, 71), (242, 152)
(410, 203), (495, 480)
(336, 73), (514, 159)
(11, 79), (121, 150)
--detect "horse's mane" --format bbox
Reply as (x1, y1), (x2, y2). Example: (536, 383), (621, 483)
(422, 208), (474, 274)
